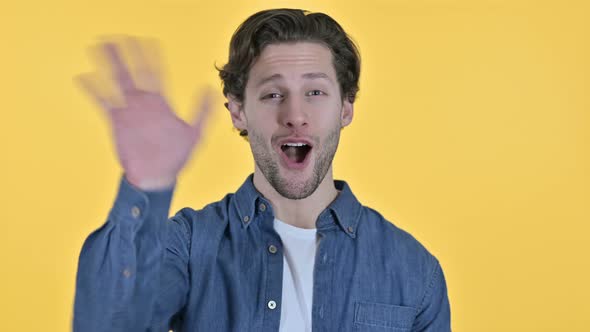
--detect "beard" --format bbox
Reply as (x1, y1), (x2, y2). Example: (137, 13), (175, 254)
(248, 126), (340, 200)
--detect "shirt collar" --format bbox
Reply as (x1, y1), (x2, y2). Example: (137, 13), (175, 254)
(233, 174), (362, 239)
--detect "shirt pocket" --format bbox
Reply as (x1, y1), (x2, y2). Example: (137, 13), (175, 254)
(353, 301), (417, 331)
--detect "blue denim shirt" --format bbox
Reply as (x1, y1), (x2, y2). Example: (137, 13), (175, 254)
(74, 175), (451, 331)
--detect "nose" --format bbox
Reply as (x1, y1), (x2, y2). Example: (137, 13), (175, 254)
(279, 96), (308, 130)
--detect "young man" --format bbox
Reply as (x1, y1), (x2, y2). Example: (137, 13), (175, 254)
(74, 8), (451, 332)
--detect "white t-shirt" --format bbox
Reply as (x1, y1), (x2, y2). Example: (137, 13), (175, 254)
(273, 218), (318, 332)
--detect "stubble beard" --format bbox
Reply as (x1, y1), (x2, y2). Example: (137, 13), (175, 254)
(249, 127), (340, 200)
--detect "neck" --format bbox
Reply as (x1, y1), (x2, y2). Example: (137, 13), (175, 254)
(252, 167), (339, 229)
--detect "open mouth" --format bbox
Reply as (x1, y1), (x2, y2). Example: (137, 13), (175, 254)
(280, 142), (312, 164)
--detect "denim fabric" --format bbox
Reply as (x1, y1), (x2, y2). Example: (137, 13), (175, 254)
(74, 174), (451, 331)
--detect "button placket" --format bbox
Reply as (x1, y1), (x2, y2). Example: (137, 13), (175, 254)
(312, 231), (333, 331)
(260, 206), (283, 331)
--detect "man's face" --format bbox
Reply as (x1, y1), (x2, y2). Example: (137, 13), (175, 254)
(229, 42), (353, 199)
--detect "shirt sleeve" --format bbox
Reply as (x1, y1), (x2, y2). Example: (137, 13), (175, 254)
(412, 259), (452, 331)
(73, 175), (191, 332)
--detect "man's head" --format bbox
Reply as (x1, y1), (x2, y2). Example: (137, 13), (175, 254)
(218, 9), (361, 199)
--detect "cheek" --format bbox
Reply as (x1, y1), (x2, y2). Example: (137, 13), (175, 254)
(248, 130), (273, 158)
(313, 106), (343, 130)
(244, 107), (275, 132)
(247, 119), (278, 139)
(246, 116), (277, 145)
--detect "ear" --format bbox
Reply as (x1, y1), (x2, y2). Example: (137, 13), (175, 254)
(226, 94), (247, 131)
(340, 99), (354, 128)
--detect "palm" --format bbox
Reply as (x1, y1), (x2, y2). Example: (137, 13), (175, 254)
(78, 39), (213, 190)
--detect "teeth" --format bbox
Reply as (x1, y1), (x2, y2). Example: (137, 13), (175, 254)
(283, 142), (308, 147)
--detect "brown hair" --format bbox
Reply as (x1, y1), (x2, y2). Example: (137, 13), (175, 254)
(218, 8), (361, 107)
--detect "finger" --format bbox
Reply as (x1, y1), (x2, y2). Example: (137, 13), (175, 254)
(75, 73), (115, 115)
(125, 36), (163, 92)
(190, 88), (215, 140)
(102, 42), (136, 94)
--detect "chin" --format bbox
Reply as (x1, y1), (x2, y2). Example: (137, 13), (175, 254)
(274, 181), (316, 200)
(271, 166), (324, 200)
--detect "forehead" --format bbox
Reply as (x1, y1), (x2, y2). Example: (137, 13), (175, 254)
(248, 42), (336, 84)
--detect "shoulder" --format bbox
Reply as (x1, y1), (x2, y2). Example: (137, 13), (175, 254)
(169, 193), (235, 234)
(358, 205), (439, 270)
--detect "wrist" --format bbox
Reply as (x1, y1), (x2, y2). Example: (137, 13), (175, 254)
(125, 173), (177, 191)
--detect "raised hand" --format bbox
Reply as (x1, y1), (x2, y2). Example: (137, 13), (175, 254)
(77, 38), (214, 191)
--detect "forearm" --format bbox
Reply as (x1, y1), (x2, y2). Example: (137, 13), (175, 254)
(73, 175), (176, 331)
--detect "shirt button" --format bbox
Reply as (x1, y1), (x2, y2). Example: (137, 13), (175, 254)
(243, 215), (250, 223)
(268, 244), (278, 254)
(259, 203), (266, 212)
(131, 206), (141, 218)
(123, 268), (132, 278)
(267, 300), (277, 310)
(347, 226), (354, 234)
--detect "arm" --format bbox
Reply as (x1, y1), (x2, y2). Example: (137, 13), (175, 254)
(412, 260), (452, 332)
(73, 38), (213, 331)
(74, 175), (190, 331)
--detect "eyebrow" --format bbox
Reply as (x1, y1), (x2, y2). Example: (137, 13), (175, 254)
(255, 72), (333, 88)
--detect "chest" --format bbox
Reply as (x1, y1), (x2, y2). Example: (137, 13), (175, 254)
(177, 228), (420, 332)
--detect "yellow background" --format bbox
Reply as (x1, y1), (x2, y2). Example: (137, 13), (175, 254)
(1, 0), (588, 330)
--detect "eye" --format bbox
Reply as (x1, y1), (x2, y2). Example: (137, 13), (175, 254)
(306, 90), (325, 96)
(262, 92), (283, 100)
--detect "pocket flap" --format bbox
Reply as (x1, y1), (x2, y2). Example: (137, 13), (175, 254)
(354, 301), (417, 330)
